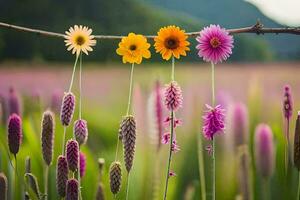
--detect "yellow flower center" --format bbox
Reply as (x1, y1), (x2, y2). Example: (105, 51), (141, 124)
(164, 37), (179, 50)
(129, 44), (137, 51)
(75, 35), (86, 46)
(210, 37), (221, 48)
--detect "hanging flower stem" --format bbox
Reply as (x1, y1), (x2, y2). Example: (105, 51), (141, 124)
(125, 63), (135, 199)
(211, 61), (216, 200)
(68, 54), (79, 93)
(163, 56), (176, 200)
(197, 132), (207, 200)
(126, 63), (135, 116)
(77, 52), (83, 200)
(44, 165), (49, 200)
(61, 54), (79, 155)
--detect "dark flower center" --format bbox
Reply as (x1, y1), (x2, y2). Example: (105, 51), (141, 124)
(129, 44), (137, 51)
(76, 36), (85, 46)
(165, 37), (179, 49)
(210, 37), (221, 48)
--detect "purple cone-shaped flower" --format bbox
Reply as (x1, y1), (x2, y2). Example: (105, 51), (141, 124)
(8, 114), (22, 155)
(283, 85), (293, 120)
(202, 104), (225, 140)
(60, 92), (75, 126)
(255, 124), (274, 178)
(229, 103), (249, 146)
(74, 119), (88, 146)
(56, 155), (68, 197)
(8, 87), (21, 116)
(66, 178), (78, 200)
(79, 152), (86, 178)
(65, 140), (79, 172)
(196, 24), (234, 64)
(164, 81), (183, 112)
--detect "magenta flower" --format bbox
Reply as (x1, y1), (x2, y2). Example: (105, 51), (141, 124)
(202, 104), (225, 140)
(283, 85), (293, 120)
(171, 140), (180, 153)
(169, 171), (176, 177)
(196, 24), (234, 64)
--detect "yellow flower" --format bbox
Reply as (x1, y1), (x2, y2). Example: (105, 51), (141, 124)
(154, 25), (190, 60)
(64, 25), (96, 56)
(116, 33), (151, 64)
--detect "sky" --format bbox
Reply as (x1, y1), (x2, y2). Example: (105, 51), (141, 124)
(247, 0), (300, 26)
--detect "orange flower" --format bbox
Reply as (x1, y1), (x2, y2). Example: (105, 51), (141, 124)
(116, 33), (151, 64)
(154, 26), (190, 60)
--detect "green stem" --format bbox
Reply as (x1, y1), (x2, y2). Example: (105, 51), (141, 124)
(211, 61), (216, 200)
(44, 165), (49, 200)
(197, 133), (207, 200)
(14, 155), (18, 200)
(68, 54), (79, 93)
(171, 56), (175, 81)
(125, 172), (131, 200)
(62, 126), (67, 155)
(79, 52), (83, 119)
(211, 62), (215, 107)
(126, 63), (135, 116)
(297, 172), (300, 200)
(163, 111), (174, 200)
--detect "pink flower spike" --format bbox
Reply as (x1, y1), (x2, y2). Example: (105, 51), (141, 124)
(196, 24), (234, 64)
(161, 133), (170, 144)
(169, 171), (177, 177)
(202, 104), (226, 140)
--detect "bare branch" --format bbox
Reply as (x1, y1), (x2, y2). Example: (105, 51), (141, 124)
(0, 21), (299, 40)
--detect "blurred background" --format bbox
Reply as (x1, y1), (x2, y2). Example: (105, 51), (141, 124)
(0, 0), (299, 200)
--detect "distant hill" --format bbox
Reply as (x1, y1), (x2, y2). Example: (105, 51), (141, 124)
(142, 0), (300, 60)
(0, 0), (276, 62)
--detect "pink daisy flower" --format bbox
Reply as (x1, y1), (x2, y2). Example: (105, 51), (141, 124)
(196, 24), (234, 64)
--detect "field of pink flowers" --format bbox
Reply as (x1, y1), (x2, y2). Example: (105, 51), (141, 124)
(0, 62), (299, 200)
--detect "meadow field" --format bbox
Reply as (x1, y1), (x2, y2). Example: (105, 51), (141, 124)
(0, 62), (299, 200)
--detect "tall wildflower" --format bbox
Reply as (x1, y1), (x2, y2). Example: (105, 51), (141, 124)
(228, 103), (249, 147)
(255, 124), (274, 178)
(115, 32), (151, 199)
(283, 85), (293, 168)
(196, 24), (234, 200)
(65, 139), (79, 172)
(154, 25), (188, 200)
(41, 110), (55, 200)
(56, 155), (68, 198)
(109, 161), (122, 195)
(8, 113), (22, 155)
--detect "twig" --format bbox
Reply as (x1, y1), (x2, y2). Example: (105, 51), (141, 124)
(0, 21), (299, 40)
